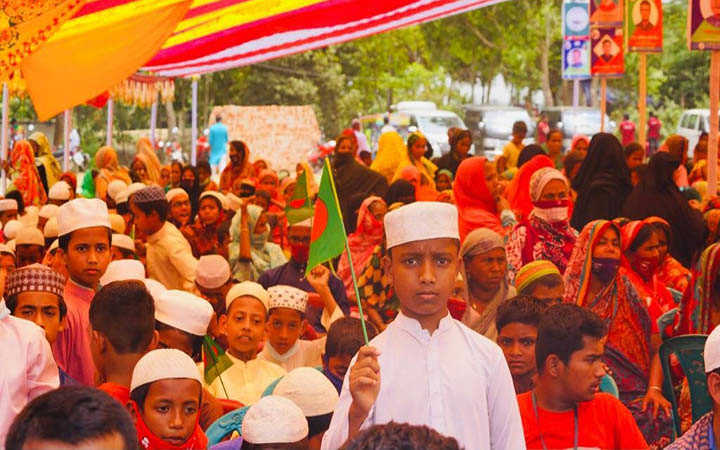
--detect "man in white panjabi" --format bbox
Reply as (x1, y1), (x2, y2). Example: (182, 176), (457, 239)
(322, 201), (525, 450)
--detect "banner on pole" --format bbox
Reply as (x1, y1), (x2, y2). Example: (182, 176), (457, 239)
(590, 0), (624, 27)
(564, 0), (591, 37)
(688, 0), (720, 50)
(627, 0), (662, 52)
(591, 27), (625, 77)
(563, 40), (592, 79)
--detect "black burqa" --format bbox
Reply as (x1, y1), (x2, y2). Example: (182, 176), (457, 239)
(332, 153), (389, 232)
(570, 133), (633, 231)
(622, 152), (705, 267)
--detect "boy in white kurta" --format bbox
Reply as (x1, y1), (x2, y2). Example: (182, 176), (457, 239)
(322, 201), (526, 450)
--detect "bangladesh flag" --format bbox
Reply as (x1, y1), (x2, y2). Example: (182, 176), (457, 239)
(285, 169), (314, 225)
(306, 158), (347, 277)
(202, 335), (232, 398)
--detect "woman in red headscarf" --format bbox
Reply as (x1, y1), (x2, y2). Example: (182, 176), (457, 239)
(397, 165), (437, 201)
(453, 156), (513, 240)
(7, 140), (47, 207)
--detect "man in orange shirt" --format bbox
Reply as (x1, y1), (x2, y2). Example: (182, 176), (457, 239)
(517, 304), (648, 449)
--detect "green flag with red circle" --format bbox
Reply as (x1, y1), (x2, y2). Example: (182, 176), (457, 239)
(285, 169), (314, 225)
(306, 158), (347, 276)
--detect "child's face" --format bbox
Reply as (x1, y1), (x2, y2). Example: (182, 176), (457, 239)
(61, 227), (111, 288)
(110, 246), (126, 261)
(327, 353), (353, 381)
(0, 253), (15, 272)
(496, 322), (538, 379)
(221, 296), (266, 359)
(129, 201), (159, 234)
(16, 244), (44, 268)
(266, 307), (304, 355)
(12, 291), (64, 344)
(198, 198), (220, 225)
(435, 174), (451, 192)
(141, 378), (201, 446)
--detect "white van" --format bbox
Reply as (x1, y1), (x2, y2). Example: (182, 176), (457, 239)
(677, 109), (718, 158)
(394, 101), (467, 159)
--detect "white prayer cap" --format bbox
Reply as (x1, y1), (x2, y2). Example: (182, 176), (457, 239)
(225, 193), (242, 211)
(109, 213), (126, 234)
(225, 281), (269, 311)
(4, 220), (21, 240)
(0, 242), (14, 256)
(43, 217), (58, 238)
(384, 201), (459, 249)
(112, 234), (135, 253)
(241, 396), (308, 445)
(155, 290), (213, 336)
(57, 198), (111, 237)
(706, 324), (720, 372)
(200, 191), (228, 210)
(143, 278), (167, 302)
(26, 205), (39, 216)
(273, 367), (339, 417)
(130, 348), (202, 392)
(116, 182), (146, 204)
(48, 240), (58, 253)
(0, 198), (17, 211)
(107, 180), (128, 203)
(48, 181), (72, 201)
(267, 285), (308, 314)
(100, 259), (145, 286)
(18, 209), (39, 229)
(196, 255), (231, 289)
(39, 204), (59, 219)
(166, 188), (188, 203)
(16, 227), (44, 246)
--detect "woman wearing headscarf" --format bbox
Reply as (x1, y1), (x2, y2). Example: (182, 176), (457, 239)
(676, 243), (720, 335)
(619, 220), (678, 330)
(506, 167), (577, 281)
(29, 131), (61, 188)
(392, 132), (437, 189)
(564, 220), (673, 447)
(453, 156), (514, 240)
(663, 134), (690, 188)
(622, 152), (704, 267)
(505, 154), (555, 222)
(570, 134), (590, 155)
(181, 191), (230, 258)
(135, 137), (162, 183)
(451, 228), (516, 340)
(7, 140), (46, 207)
(229, 202), (286, 281)
(370, 131), (405, 183)
(644, 216), (692, 297)
(570, 133), (632, 231)
(337, 196), (387, 300)
(397, 165), (437, 201)
(333, 133), (388, 232)
(220, 140), (253, 193)
(434, 128), (472, 176)
(180, 165), (201, 221)
(94, 146), (131, 202)
(132, 153), (160, 186)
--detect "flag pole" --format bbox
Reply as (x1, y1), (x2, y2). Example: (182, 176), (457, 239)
(323, 157), (370, 345)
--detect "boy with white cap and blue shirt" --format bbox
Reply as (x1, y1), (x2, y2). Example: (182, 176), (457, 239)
(322, 201), (525, 450)
(52, 198), (113, 386)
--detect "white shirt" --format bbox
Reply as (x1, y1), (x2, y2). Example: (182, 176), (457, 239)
(321, 312), (525, 450)
(201, 354), (285, 406)
(146, 222), (197, 291)
(0, 300), (59, 447)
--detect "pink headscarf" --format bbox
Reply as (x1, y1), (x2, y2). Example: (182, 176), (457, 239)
(571, 134), (590, 151)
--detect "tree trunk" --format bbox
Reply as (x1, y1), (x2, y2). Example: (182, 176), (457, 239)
(541, 9), (554, 107)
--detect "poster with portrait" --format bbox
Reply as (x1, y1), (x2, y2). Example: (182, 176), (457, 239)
(591, 27), (624, 77)
(589, 0), (623, 27)
(563, 39), (591, 79)
(689, 0), (720, 50)
(627, 0), (662, 51)
(564, 0), (590, 38)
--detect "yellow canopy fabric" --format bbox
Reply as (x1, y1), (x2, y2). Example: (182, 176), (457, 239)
(21, 0), (191, 120)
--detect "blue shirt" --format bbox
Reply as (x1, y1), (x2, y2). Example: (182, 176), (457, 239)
(208, 122), (229, 164)
(258, 259), (350, 331)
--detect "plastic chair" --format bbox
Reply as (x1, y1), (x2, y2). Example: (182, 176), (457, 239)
(659, 334), (710, 437)
(205, 405), (250, 447)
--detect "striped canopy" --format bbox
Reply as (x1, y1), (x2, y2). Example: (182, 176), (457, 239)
(75, 0), (504, 77)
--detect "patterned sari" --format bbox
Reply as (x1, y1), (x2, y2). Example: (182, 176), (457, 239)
(9, 140), (46, 206)
(676, 243), (720, 335)
(564, 219), (673, 446)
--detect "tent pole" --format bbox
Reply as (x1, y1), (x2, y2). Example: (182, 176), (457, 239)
(191, 76), (198, 166)
(709, 51), (720, 197)
(1, 83), (8, 194)
(150, 100), (157, 147)
(63, 110), (71, 172)
(106, 97), (113, 147)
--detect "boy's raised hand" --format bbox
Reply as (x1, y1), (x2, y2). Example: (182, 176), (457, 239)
(348, 345), (381, 422)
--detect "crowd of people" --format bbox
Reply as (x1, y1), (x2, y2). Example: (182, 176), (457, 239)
(1, 114), (720, 450)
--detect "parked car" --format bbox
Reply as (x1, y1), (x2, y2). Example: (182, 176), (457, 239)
(677, 109), (717, 158)
(463, 105), (535, 160)
(541, 106), (615, 149)
(393, 101), (467, 159)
